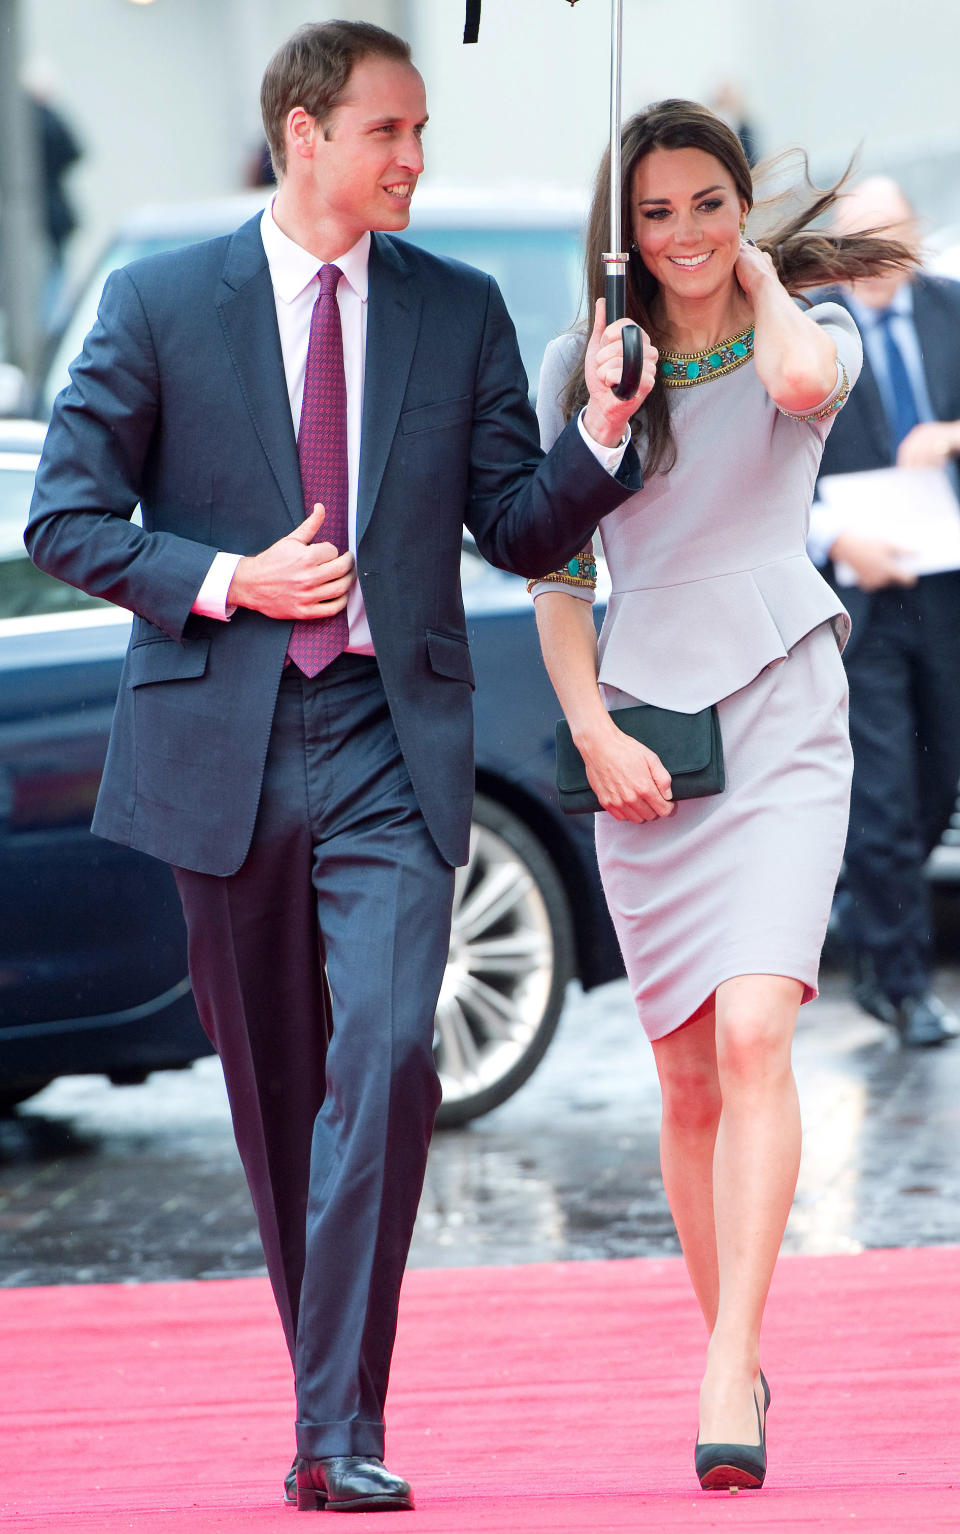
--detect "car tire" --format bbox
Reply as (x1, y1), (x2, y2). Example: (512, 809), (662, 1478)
(434, 792), (574, 1128)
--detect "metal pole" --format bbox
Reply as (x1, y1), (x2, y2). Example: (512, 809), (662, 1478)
(603, 0), (640, 399)
(609, 0), (623, 255)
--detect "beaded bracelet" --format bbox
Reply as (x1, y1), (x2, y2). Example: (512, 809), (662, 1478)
(776, 363), (850, 423)
(525, 549), (597, 594)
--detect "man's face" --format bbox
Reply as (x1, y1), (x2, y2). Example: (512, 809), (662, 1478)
(832, 181), (917, 311)
(301, 56), (427, 246)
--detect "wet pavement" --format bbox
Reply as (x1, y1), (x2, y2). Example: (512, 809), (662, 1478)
(1, 961), (959, 1287)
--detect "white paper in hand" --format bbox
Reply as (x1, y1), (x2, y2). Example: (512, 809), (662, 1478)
(818, 466), (960, 585)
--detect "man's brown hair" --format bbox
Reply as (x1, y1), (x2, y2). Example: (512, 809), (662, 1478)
(261, 20), (412, 180)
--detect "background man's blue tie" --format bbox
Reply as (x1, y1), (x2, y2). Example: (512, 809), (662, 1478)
(877, 308), (920, 453)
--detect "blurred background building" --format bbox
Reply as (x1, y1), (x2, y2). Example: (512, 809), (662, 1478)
(3, 0), (960, 373)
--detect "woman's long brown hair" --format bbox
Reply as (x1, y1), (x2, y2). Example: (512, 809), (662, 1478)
(560, 99), (914, 477)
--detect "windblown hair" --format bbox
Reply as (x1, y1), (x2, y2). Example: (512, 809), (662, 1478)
(561, 98), (915, 477)
(261, 20), (412, 180)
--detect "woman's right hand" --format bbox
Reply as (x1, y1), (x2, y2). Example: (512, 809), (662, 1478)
(582, 300), (658, 448)
(580, 722), (675, 823)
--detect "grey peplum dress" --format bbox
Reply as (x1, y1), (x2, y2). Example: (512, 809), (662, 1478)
(534, 304), (862, 1040)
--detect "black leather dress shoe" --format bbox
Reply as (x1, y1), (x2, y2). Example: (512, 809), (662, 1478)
(897, 993), (960, 1048)
(296, 1456), (414, 1512)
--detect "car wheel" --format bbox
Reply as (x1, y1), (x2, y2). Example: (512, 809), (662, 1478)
(434, 792), (574, 1128)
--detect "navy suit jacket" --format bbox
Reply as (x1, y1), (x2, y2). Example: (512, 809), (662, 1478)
(815, 275), (960, 654)
(27, 215), (638, 874)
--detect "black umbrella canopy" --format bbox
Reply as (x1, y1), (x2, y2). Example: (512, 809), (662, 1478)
(463, 0), (639, 398)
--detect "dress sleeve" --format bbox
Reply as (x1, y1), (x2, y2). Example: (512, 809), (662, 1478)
(529, 332), (597, 602)
(775, 302), (863, 438)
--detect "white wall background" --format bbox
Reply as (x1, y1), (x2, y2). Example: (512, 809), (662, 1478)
(19, 0), (960, 286)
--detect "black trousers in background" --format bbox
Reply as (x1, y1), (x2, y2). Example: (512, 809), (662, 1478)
(174, 655), (455, 1459)
(841, 573), (960, 1003)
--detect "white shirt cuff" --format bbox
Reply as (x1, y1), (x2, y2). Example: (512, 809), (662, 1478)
(806, 502), (847, 568)
(192, 551), (242, 620)
(577, 408), (629, 474)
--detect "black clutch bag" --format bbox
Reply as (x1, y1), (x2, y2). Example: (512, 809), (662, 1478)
(555, 703), (725, 814)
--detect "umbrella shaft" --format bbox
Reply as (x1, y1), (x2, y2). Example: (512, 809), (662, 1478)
(609, 0), (624, 254)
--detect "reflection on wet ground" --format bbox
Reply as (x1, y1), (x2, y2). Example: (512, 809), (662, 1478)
(1, 966), (959, 1287)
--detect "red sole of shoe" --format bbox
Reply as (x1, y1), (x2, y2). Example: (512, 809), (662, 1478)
(699, 1465), (764, 1491)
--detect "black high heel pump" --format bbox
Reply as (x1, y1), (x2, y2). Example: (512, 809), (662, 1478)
(695, 1391), (767, 1492)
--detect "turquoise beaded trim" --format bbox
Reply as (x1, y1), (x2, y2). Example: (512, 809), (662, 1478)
(526, 548), (597, 594)
(659, 326), (755, 388)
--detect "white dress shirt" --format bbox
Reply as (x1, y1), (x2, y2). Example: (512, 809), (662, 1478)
(807, 283), (941, 566)
(192, 202), (627, 633)
(193, 204), (374, 651)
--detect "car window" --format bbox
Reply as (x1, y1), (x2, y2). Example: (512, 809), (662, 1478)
(42, 225), (585, 417)
(0, 455), (112, 619)
(41, 235), (202, 418)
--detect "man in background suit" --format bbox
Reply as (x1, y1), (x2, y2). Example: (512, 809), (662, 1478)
(809, 177), (960, 1048)
(26, 20), (648, 1513)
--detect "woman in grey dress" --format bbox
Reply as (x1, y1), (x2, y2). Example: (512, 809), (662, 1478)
(531, 101), (911, 1490)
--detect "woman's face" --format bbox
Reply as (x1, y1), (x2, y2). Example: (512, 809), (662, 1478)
(630, 146), (748, 306)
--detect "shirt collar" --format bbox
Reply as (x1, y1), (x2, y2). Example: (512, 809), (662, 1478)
(846, 281), (914, 333)
(260, 201), (370, 304)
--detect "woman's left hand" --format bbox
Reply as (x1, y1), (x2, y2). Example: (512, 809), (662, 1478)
(735, 238), (779, 298)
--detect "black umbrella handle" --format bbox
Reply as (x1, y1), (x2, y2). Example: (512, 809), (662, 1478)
(604, 256), (642, 401)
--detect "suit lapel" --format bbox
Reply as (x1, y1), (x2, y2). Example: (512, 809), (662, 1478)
(357, 233), (422, 545)
(913, 278), (955, 422)
(216, 215), (304, 528)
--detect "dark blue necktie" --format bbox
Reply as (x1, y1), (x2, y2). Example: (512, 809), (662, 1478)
(876, 308), (920, 452)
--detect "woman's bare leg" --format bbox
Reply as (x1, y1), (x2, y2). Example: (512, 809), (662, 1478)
(651, 1005), (723, 1329)
(698, 973), (803, 1445)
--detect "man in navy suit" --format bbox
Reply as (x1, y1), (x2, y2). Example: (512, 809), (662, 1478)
(26, 20), (648, 1512)
(810, 177), (960, 1050)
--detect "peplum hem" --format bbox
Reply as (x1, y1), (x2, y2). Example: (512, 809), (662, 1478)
(597, 553), (850, 712)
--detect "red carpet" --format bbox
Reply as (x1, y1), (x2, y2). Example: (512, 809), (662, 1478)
(1, 1248), (957, 1531)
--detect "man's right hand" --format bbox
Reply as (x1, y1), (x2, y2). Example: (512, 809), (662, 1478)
(829, 530), (917, 592)
(227, 505), (356, 618)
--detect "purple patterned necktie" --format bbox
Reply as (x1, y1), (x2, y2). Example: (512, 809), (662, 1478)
(287, 263), (349, 676)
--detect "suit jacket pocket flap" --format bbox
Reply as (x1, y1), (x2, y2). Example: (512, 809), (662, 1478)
(127, 635), (211, 687)
(426, 629), (475, 687)
(401, 396), (472, 435)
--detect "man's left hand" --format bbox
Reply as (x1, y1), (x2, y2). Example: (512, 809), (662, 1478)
(582, 299), (657, 448)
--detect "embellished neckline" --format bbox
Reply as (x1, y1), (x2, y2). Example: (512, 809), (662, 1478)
(658, 325), (755, 387)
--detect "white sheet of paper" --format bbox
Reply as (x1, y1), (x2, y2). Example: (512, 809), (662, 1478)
(818, 465), (960, 585)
